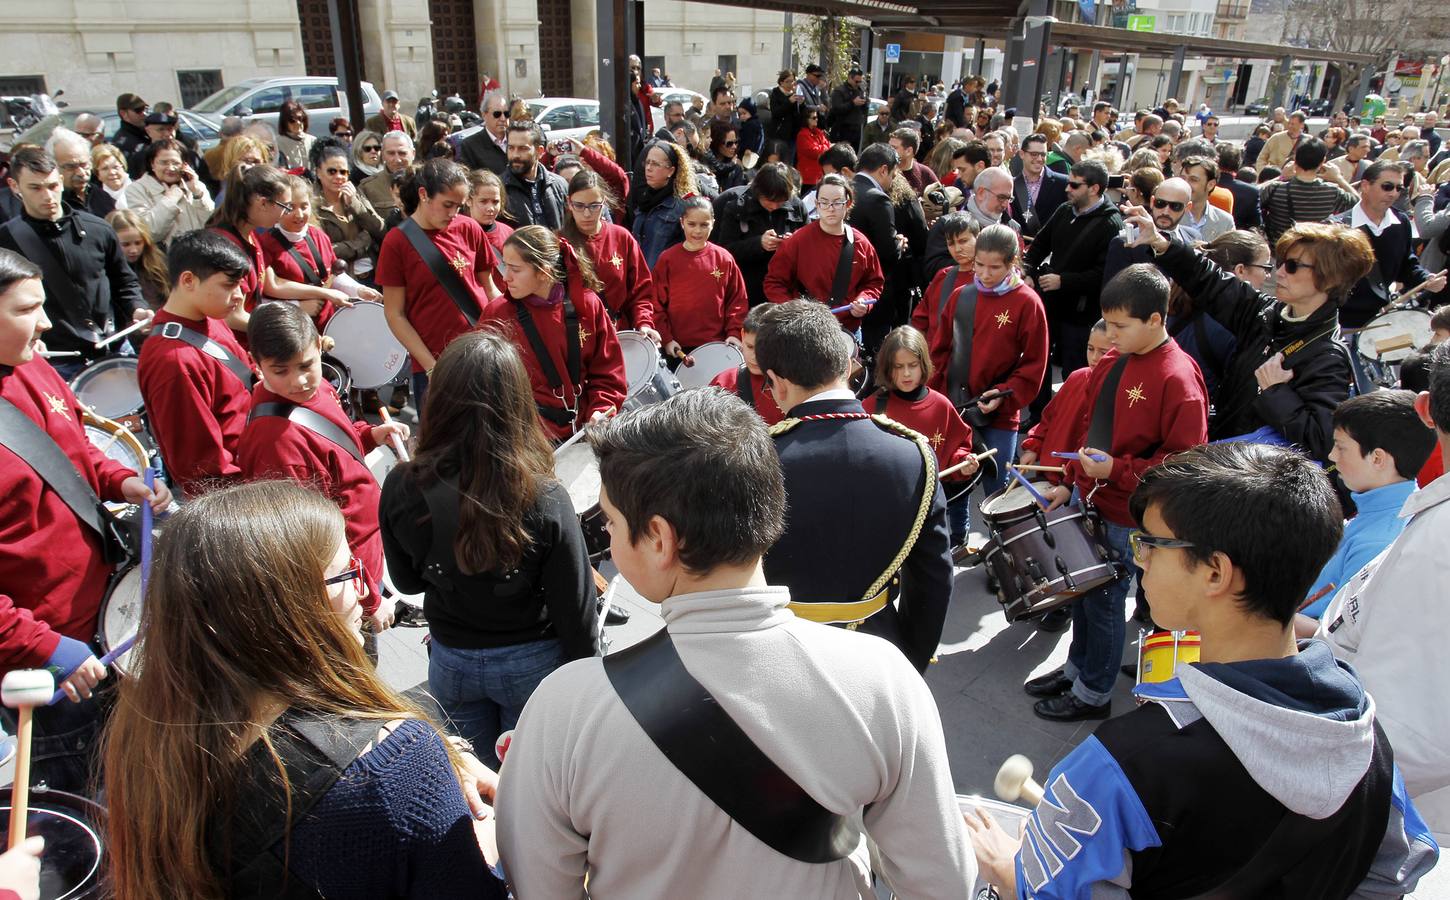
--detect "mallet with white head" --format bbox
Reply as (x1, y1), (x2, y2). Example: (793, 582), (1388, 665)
(994, 753), (1044, 806)
(3, 669), (56, 849)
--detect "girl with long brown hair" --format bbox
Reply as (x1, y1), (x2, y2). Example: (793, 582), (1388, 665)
(103, 479), (503, 899)
(559, 168), (660, 338)
(381, 330), (600, 766)
(107, 208), (169, 308)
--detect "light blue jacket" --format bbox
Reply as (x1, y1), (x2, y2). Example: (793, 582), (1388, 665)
(1303, 479), (1417, 618)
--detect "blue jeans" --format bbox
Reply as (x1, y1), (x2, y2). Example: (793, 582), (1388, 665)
(428, 637), (565, 767)
(410, 371), (430, 424)
(1063, 520), (1136, 706)
(947, 490), (971, 546)
(981, 427), (1018, 496)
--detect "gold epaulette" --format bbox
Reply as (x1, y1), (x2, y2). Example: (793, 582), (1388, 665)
(768, 417), (801, 437)
(861, 415), (938, 601)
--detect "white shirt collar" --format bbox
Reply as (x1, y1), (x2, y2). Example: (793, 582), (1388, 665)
(1350, 203), (1397, 236)
(801, 386), (858, 404)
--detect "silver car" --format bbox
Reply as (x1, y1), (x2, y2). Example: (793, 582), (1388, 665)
(190, 76), (383, 139)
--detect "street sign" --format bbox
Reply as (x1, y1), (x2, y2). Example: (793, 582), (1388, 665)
(1127, 14), (1155, 31)
(885, 43), (902, 64)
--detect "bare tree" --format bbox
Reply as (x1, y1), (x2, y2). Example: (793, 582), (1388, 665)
(1281, 0), (1410, 110)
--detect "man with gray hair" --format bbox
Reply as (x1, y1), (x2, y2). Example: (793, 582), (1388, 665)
(46, 127), (113, 218)
(965, 166), (1018, 231)
(71, 113), (106, 148)
(360, 130), (415, 214)
(458, 93), (509, 175)
(654, 100), (685, 142)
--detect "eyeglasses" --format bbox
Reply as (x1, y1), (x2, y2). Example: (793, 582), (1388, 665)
(335, 132), (353, 139)
(1278, 258), (1315, 274)
(324, 167), (350, 176)
(723, 140), (738, 147)
(75, 131), (101, 140)
(1152, 197), (1186, 212)
(1128, 530), (1197, 563)
(643, 158), (673, 170)
(1023, 150), (1047, 159)
(1376, 181), (1408, 193)
(1248, 261), (1275, 272)
(324, 555), (366, 595)
(818, 198), (849, 210)
(1066, 180), (1084, 189)
(985, 190), (1013, 204)
(361, 144), (382, 153)
(488, 110), (508, 118)
(58, 161), (89, 173)
(269, 197), (295, 214)
(569, 200), (606, 214)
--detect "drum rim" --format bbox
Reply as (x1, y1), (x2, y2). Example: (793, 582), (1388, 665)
(0, 796), (103, 899)
(617, 331), (662, 394)
(70, 357), (143, 418)
(980, 487), (1041, 517)
(322, 302), (410, 387)
(100, 566), (143, 674)
(82, 423), (147, 473)
(674, 341), (744, 389)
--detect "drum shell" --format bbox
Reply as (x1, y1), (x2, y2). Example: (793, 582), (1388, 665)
(1137, 630), (1201, 686)
(68, 358), (143, 421)
(618, 331), (680, 411)
(0, 786), (106, 900)
(553, 431), (610, 560)
(99, 566), (144, 678)
(322, 301), (410, 389)
(673, 341), (744, 391)
(982, 502), (1118, 621)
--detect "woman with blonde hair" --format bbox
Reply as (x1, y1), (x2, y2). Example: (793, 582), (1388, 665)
(627, 139), (697, 266)
(107, 209), (169, 308)
(91, 143), (131, 210)
(103, 480), (503, 898)
(350, 129), (385, 184)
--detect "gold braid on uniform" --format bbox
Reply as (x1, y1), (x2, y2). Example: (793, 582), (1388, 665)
(768, 418), (801, 437)
(861, 414), (937, 601)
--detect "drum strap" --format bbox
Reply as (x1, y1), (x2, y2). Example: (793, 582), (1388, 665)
(936, 266), (959, 333)
(0, 397), (131, 562)
(272, 227), (326, 287)
(735, 364), (754, 408)
(399, 217), (480, 326)
(827, 226), (856, 307)
(604, 627), (860, 864)
(1084, 351), (1135, 453)
(214, 711), (385, 900)
(945, 284), (981, 409)
(150, 322), (255, 389)
(514, 297), (582, 423)
(249, 402), (365, 464)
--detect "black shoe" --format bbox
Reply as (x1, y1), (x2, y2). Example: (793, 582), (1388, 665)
(1033, 693), (1111, 722)
(951, 540), (975, 565)
(1024, 668), (1072, 697)
(1037, 606), (1072, 633)
(604, 605), (631, 625)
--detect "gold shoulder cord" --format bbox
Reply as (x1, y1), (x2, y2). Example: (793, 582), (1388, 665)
(862, 415), (937, 601)
(768, 417), (801, 437)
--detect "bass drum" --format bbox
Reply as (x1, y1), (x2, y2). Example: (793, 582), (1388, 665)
(674, 342), (744, 391)
(0, 786), (106, 899)
(323, 301), (410, 389)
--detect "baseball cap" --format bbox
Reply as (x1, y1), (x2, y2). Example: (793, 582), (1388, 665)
(145, 111), (179, 126)
(117, 92), (148, 113)
(382, 90), (400, 101)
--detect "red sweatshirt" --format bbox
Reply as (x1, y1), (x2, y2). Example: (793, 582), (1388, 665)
(0, 359), (134, 667)
(1062, 341), (1210, 526)
(1417, 447), (1444, 488)
(375, 214), (497, 373)
(212, 224), (268, 348)
(481, 290), (629, 440)
(926, 280), (1049, 431)
(256, 225), (339, 330)
(795, 127), (832, 185)
(239, 380), (383, 612)
(913, 264), (973, 381)
(1020, 365), (1093, 462)
(710, 364), (784, 426)
(872, 387), (975, 482)
(138, 309), (253, 497)
(585, 224), (657, 331)
(763, 222), (883, 327)
(653, 241), (748, 348)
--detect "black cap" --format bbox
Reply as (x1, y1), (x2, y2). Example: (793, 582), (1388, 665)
(144, 111), (178, 126)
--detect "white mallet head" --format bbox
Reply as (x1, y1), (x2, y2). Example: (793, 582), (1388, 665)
(995, 753), (1038, 803)
(1, 670), (56, 709)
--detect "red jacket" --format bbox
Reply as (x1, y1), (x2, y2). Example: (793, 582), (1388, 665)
(926, 280), (1050, 431)
(795, 127), (832, 185)
(870, 387), (975, 481)
(585, 224), (657, 331)
(1062, 341), (1210, 526)
(653, 242), (748, 348)
(239, 380), (383, 612)
(1020, 365), (1093, 462)
(709, 364), (784, 426)
(0, 358), (133, 667)
(138, 309), (253, 497)
(763, 222), (883, 327)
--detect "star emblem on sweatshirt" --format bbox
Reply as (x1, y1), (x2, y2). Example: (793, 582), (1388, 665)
(578, 325), (592, 345)
(44, 392), (71, 421)
(1126, 383), (1147, 407)
(929, 432), (944, 451)
(995, 310), (1012, 328)
(449, 252), (469, 276)
(610, 253), (624, 270)
(709, 266), (724, 280)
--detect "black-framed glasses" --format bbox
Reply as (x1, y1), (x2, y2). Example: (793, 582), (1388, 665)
(1376, 181), (1408, 193)
(568, 200), (606, 214)
(723, 139), (738, 147)
(1128, 530), (1197, 563)
(1249, 261), (1274, 272)
(269, 197), (295, 214)
(1066, 180), (1084, 189)
(361, 144), (382, 153)
(488, 110), (508, 118)
(1152, 197), (1186, 212)
(1278, 258), (1315, 274)
(324, 555), (365, 594)
(335, 132), (353, 140)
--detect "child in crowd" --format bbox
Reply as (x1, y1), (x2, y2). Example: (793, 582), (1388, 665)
(1031, 264), (1209, 722)
(137, 229), (256, 497)
(467, 168), (511, 295)
(1431, 304), (1450, 345)
(239, 301), (409, 630)
(912, 212), (979, 381)
(709, 304), (784, 426)
(653, 197), (748, 358)
(1018, 319), (1112, 468)
(871, 326), (978, 548)
(1294, 390), (1436, 633)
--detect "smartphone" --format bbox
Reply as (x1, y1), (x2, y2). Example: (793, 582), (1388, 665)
(1121, 223), (1139, 245)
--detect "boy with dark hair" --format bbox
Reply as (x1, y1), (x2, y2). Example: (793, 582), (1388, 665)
(137, 229), (255, 497)
(497, 389), (975, 897)
(708, 304), (784, 425)
(1031, 263), (1209, 721)
(970, 442), (1438, 898)
(1296, 391), (1435, 629)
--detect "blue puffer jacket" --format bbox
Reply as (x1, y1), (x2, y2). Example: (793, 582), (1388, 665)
(630, 192), (690, 268)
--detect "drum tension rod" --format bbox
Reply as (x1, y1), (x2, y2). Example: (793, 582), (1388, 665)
(1053, 556), (1076, 591)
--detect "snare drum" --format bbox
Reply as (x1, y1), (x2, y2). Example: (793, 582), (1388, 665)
(321, 360), (353, 417)
(978, 486), (1119, 621)
(956, 796), (1031, 900)
(1354, 307), (1433, 387)
(674, 341), (744, 390)
(69, 357), (142, 421)
(323, 301), (410, 389)
(618, 330), (680, 410)
(0, 786), (106, 899)
(99, 567), (143, 677)
(1136, 629), (1200, 686)
(553, 429), (610, 560)
(80, 407), (152, 475)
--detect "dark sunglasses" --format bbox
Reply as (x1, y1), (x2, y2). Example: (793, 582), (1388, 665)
(723, 140), (738, 147)
(361, 144), (382, 152)
(1278, 258), (1315, 274)
(1376, 181), (1408, 193)
(488, 110), (508, 118)
(1066, 180), (1084, 189)
(1152, 197), (1186, 212)
(335, 132), (353, 139)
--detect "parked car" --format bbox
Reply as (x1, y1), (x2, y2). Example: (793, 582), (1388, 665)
(190, 77), (382, 140)
(1244, 97), (1272, 117)
(525, 98), (601, 142)
(6, 107), (221, 154)
(658, 88), (708, 112)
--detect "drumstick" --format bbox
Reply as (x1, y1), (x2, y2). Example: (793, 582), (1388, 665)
(1052, 450), (1109, 463)
(994, 754), (1044, 806)
(1014, 463), (1067, 474)
(3, 669), (56, 849)
(1296, 582), (1336, 613)
(1009, 467), (1052, 509)
(938, 447), (999, 480)
(38, 350), (82, 358)
(378, 408), (410, 462)
(94, 317), (150, 349)
(828, 298), (878, 315)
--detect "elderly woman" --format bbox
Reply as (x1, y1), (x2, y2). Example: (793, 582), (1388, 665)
(92, 143), (131, 211)
(124, 138), (215, 246)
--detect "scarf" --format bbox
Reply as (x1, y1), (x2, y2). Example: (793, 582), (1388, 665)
(631, 182), (675, 216)
(975, 267), (1024, 296)
(521, 282), (566, 310)
(277, 224), (309, 243)
(965, 194), (1001, 230)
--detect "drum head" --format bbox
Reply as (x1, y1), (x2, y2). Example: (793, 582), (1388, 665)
(100, 568), (143, 677)
(365, 445), (398, 487)
(675, 342), (744, 390)
(957, 795), (1030, 898)
(1361, 309), (1432, 364)
(0, 788), (104, 900)
(981, 483), (1038, 518)
(553, 430), (602, 517)
(69, 358), (142, 420)
(83, 424), (146, 475)
(618, 331), (663, 398)
(323, 302), (410, 389)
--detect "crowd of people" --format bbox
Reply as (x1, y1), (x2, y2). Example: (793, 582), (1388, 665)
(0, 52), (1448, 897)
